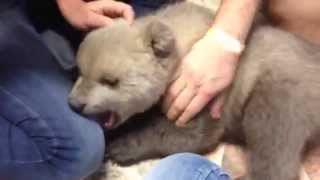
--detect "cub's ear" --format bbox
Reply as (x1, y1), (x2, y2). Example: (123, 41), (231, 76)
(145, 20), (176, 58)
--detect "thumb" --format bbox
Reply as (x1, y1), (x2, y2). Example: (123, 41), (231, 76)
(210, 95), (225, 119)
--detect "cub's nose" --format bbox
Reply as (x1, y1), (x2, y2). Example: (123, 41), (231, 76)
(69, 97), (86, 113)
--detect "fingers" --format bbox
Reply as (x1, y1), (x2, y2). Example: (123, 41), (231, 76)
(88, 0), (134, 24)
(176, 91), (214, 126)
(166, 79), (224, 127)
(101, 1), (134, 23)
(162, 77), (187, 114)
(87, 13), (114, 29)
(118, 2), (135, 23)
(57, 0), (134, 30)
(166, 84), (196, 120)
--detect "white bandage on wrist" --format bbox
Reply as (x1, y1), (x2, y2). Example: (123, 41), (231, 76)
(199, 28), (245, 54)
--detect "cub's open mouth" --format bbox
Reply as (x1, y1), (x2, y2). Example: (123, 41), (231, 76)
(98, 111), (119, 129)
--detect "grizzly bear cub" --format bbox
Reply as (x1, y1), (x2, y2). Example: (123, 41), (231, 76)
(69, 2), (320, 180)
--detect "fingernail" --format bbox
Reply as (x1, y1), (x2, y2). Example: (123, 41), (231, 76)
(167, 110), (178, 121)
(168, 115), (175, 121)
(166, 113), (173, 121)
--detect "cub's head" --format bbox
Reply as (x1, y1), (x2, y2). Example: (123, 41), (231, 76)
(69, 19), (179, 128)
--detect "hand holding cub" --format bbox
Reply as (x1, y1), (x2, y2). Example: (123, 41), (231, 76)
(162, 29), (242, 126)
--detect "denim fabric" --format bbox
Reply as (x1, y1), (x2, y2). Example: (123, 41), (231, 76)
(0, 3), (105, 180)
(144, 153), (231, 180)
(132, 0), (169, 8)
(131, 0), (170, 16)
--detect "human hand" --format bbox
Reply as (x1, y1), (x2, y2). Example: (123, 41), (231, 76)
(57, 0), (134, 31)
(162, 29), (242, 126)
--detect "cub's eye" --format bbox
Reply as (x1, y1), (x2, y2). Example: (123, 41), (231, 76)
(99, 78), (119, 87)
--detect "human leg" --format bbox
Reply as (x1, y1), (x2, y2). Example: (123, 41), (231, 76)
(144, 153), (230, 180)
(0, 5), (105, 180)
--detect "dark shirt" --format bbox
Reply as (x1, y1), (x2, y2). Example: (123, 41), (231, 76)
(0, 0), (82, 70)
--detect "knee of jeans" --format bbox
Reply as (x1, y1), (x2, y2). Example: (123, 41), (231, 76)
(145, 153), (230, 180)
(63, 120), (106, 179)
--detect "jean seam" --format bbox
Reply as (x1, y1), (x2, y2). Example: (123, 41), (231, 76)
(8, 124), (13, 162)
(16, 117), (59, 164)
(195, 164), (230, 180)
(0, 87), (59, 163)
(0, 116), (67, 179)
(0, 86), (40, 119)
(1, 115), (59, 164)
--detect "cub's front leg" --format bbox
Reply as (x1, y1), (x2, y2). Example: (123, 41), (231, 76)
(107, 110), (170, 165)
(108, 109), (224, 166)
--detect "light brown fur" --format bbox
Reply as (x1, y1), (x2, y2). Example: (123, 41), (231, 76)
(70, 2), (320, 180)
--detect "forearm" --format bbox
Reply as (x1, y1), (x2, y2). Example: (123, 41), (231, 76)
(212, 0), (261, 43)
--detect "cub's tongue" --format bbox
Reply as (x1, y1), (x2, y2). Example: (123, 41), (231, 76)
(104, 112), (116, 129)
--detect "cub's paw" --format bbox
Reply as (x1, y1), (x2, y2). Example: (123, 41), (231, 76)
(108, 139), (139, 166)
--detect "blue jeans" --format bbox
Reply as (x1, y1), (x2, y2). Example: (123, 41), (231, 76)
(144, 153), (231, 180)
(131, 0), (170, 16)
(0, 1), (105, 180)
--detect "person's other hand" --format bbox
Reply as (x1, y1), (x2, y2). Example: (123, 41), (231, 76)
(57, 0), (134, 31)
(162, 35), (240, 127)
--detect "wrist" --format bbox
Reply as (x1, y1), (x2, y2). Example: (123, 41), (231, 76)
(210, 0), (260, 44)
(195, 27), (245, 55)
